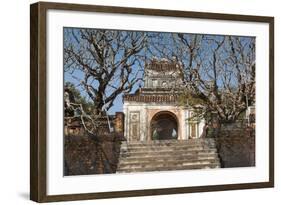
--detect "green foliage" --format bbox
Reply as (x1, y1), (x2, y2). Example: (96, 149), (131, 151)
(237, 110), (246, 120)
(178, 91), (206, 107)
(65, 82), (96, 114)
(178, 91), (207, 121)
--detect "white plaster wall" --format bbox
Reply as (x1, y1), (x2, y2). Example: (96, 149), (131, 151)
(180, 109), (187, 140)
(184, 110), (189, 139)
(185, 110), (206, 139)
(123, 104), (129, 141)
(198, 119), (206, 138)
(123, 102), (148, 141)
(124, 102), (205, 141)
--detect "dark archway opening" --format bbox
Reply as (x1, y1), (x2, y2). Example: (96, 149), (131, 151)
(150, 112), (178, 140)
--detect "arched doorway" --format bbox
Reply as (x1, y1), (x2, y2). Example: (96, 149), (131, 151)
(150, 111), (178, 140)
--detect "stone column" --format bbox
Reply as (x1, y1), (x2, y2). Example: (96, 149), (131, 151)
(114, 112), (124, 134)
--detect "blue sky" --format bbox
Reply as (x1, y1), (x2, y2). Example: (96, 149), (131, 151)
(64, 28), (255, 114)
(64, 71), (125, 114)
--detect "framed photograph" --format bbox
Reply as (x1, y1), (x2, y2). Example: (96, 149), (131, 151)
(30, 1), (274, 202)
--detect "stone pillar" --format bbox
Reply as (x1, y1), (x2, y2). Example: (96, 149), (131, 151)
(114, 112), (124, 134)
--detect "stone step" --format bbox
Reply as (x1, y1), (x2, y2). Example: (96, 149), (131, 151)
(125, 145), (216, 152)
(117, 163), (221, 173)
(116, 139), (220, 173)
(119, 153), (219, 162)
(124, 141), (217, 150)
(126, 139), (215, 146)
(118, 158), (220, 168)
(126, 142), (210, 146)
(119, 160), (218, 169)
(121, 148), (218, 157)
(127, 141), (204, 146)
(126, 141), (216, 146)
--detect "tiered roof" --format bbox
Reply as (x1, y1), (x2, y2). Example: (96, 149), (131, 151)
(123, 93), (178, 103)
(124, 58), (184, 103)
(146, 58), (182, 72)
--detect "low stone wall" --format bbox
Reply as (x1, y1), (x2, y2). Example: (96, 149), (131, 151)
(64, 133), (125, 176)
(64, 112), (124, 137)
(216, 128), (255, 168)
(64, 113), (125, 176)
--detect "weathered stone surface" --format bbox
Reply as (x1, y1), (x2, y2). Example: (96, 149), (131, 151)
(216, 131), (255, 168)
(117, 139), (221, 173)
(64, 133), (124, 176)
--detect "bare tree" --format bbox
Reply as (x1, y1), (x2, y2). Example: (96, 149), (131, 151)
(64, 28), (146, 114)
(151, 33), (255, 122)
(64, 28), (255, 123)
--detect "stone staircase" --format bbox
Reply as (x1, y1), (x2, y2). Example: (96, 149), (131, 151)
(117, 138), (221, 173)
